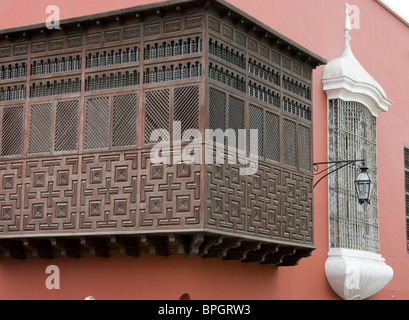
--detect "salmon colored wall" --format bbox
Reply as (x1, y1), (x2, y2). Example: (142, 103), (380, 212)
(0, 0), (408, 300)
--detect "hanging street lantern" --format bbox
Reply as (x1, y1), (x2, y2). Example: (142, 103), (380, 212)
(354, 166), (374, 205)
(313, 160), (374, 206)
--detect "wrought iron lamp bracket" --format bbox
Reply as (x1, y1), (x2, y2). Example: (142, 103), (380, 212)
(313, 159), (365, 188)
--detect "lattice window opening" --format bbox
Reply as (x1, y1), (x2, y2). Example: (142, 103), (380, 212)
(0, 85), (27, 102)
(30, 78), (81, 98)
(86, 46), (140, 69)
(0, 62), (27, 80)
(329, 163), (379, 253)
(208, 87), (227, 152)
(282, 96), (311, 121)
(112, 93), (138, 147)
(144, 37), (202, 60)
(27, 100), (80, 154)
(144, 89), (170, 144)
(248, 104), (282, 162)
(283, 119), (297, 168)
(282, 75), (311, 100)
(298, 124), (311, 171)
(248, 58), (280, 87)
(265, 111), (280, 163)
(248, 81), (280, 108)
(85, 70), (140, 91)
(249, 104), (264, 158)
(208, 63), (245, 93)
(208, 38), (246, 69)
(28, 103), (53, 154)
(227, 95), (245, 151)
(144, 62), (201, 84)
(31, 55), (82, 76)
(1, 105), (24, 156)
(85, 97), (110, 150)
(328, 99), (380, 254)
(173, 86), (200, 142)
(55, 100), (79, 152)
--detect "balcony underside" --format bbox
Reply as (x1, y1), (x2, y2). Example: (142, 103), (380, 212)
(0, 232), (314, 266)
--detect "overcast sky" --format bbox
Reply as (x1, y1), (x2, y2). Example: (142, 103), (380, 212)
(381, 0), (409, 23)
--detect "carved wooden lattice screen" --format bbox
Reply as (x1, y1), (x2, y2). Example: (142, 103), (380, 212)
(55, 100), (79, 152)
(144, 89), (170, 144)
(265, 112), (280, 162)
(173, 85), (200, 141)
(209, 87), (226, 132)
(85, 97), (110, 150)
(29, 103), (53, 154)
(248, 104), (264, 157)
(1, 106), (24, 156)
(112, 93), (138, 147)
(228, 96), (245, 151)
(283, 119), (297, 168)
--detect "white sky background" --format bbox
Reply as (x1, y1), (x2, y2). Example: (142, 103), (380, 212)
(381, 0), (409, 23)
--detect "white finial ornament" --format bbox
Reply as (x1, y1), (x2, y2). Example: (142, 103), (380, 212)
(323, 4), (393, 117)
(345, 4), (352, 44)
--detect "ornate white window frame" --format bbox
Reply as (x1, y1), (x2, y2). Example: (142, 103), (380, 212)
(321, 4), (393, 300)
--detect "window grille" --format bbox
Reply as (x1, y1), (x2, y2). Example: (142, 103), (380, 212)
(405, 147), (409, 252)
(328, 99), (379, 253)
(28, 100), (79, 154)
(31, 55), (82, 76)
(85, 97), (110, 149)
(283, 119), (297, 167)
(248, 81), (280, 108)
(228, 96), (245, 150)
(0, 85), (26, 102)
(144, 62), (201, 84)
(1, 106), (24, 156)
(86, 47), (140, 68)
(29, 103), (52, 154)
(298, 124), (311, 171)
(112, 93), (138, 147)
(248, 58), (280, 86)
(265, 111), (280, 162)
(282, 75), (311, 100)
(144, 89), (170, 144)
(282, 96), (311, 121)
(145, 37), (201, 60)
(30, 78), (81, 98)
(208, 38), (246, 69)
(249, 104), (264, 157)
(85, 69), (139, 91)
(208, 63), (245, 93)
(174, 86), (200, 141)
(55, 100), (79, 152)
(0, 63), (27, 79)
(208, 87), (226, 132)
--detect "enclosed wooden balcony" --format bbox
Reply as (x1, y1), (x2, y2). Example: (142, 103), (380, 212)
(0, 0), (325, 265)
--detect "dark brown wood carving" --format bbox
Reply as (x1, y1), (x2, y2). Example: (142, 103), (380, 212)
(0, 0), (326, 265)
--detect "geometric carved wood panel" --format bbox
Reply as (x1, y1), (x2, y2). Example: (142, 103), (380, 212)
(206, 159), (313, 245)
(0, 150), (202, 235)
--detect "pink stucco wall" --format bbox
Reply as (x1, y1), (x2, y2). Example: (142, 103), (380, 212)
(0, 0), (408, 300)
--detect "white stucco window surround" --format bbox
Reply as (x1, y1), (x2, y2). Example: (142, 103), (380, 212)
(325, 248), (393, 300)
(322, 4), (392, 118)
(321, 4), (393, 300)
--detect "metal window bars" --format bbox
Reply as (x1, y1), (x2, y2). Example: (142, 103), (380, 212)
(328, 99), (379, 253)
